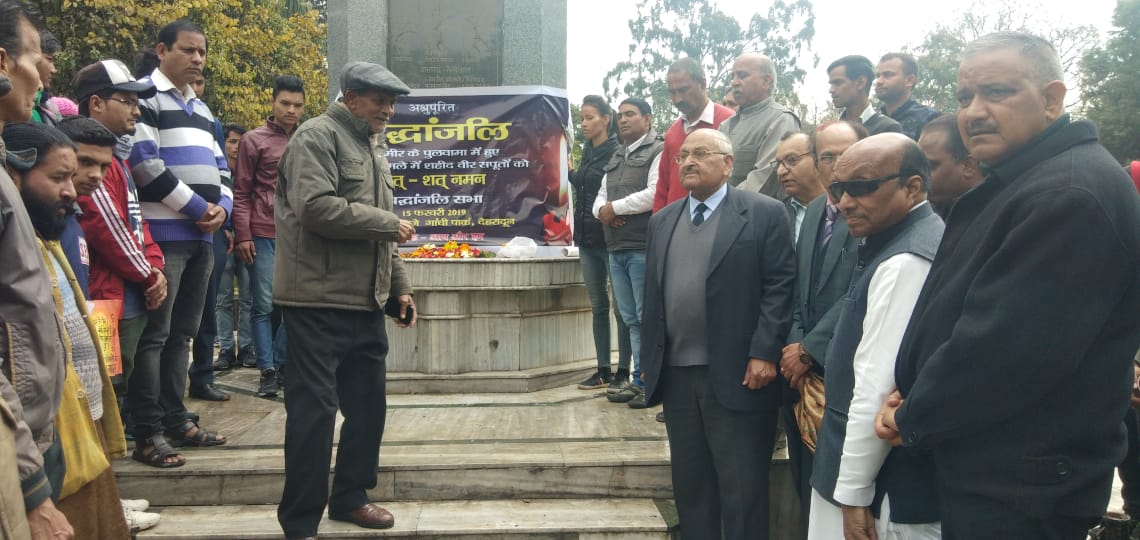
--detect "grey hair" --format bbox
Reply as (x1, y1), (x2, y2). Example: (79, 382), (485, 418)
(690, 128), (733, 154)
(759, 56), (778, 88)
(962, 31), (1063, 84)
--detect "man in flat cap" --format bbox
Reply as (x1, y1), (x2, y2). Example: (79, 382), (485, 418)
(275, 61), (417, 539)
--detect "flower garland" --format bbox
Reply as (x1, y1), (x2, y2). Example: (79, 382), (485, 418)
(402, 241), (491, 259)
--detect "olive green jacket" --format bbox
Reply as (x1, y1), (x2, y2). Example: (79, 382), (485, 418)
(274, 102), (412, 310)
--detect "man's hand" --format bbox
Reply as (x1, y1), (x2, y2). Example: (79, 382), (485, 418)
(841, 505), (878, 540)
(224, 229), (234, 254)
(598, 202), (618, 226)
(395, 294), (417, 328)
(1131, 362), (1140, 409)
(27, 498), (73, 540)
(397, 220), (416, 243)
(236, 240), (257, 265)
(780, 342), (812, 389)
(145, 267), (167, 310)
(196, 203), (226, 233)
(742, 358), (777, 390)
(874, 390), (904, 446)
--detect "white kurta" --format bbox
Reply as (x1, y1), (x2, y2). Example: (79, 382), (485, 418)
(808, 252), (941, 540)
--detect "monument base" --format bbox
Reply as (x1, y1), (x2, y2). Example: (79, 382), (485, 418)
(385, 257), (596, 393)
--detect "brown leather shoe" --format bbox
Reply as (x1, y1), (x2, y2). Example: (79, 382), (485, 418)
(328, 503), (395, 530)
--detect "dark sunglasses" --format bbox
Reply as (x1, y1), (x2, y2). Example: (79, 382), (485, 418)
(827, 174), (901, 200)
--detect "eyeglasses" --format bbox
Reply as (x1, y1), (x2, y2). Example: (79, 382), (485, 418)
(827, 174), (901, 200)
(770, 151), (811, 170)
(675, 149), (729, 164)
(104, 97), (140, 109)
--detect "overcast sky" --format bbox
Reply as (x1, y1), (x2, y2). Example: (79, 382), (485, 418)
(566, 0), (1118, 114)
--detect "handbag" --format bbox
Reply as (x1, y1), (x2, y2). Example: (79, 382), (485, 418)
(54, 362), (110, 499)
(793, 372), (826, 453)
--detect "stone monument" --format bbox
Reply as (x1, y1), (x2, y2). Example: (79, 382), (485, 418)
(327, 0), (587, 393)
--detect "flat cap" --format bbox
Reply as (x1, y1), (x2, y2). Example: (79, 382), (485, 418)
(340, 62), (411, 96)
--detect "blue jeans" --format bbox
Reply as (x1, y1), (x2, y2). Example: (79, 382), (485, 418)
(609, 250), (646, 386)
(215, 251), (252, 351)
(250, 237), (285, 371)
(578, 246), (631, 371)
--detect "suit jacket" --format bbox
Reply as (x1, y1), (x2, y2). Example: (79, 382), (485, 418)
(788, 195), (860, 366)
(894, 118), (1140, 518)
(642, 186), (796, 412)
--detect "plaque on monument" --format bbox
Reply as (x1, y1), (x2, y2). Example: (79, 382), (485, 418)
(388, 0), (504, 88)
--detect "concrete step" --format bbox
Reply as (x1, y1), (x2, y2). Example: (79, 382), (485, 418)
(114, 440), (673, 506)
(137, 499), (678, 539)
(212, 358), (598, 394)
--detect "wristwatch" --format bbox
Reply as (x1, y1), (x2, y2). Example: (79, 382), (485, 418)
(798, 344), (812, 365)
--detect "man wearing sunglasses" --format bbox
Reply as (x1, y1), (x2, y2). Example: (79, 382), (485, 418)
(809, 133), (944, 540)
(640, 128), (795, 540)
(875, 32), (1140, 539)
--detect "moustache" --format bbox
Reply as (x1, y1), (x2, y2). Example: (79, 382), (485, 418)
(965, 121), (998, 137)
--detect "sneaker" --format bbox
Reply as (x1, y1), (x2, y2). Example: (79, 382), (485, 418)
(628, 390), (648, 409)
(577, 370), (613, 390)
(124, 508), (161, 533)
(121, 499), (149, 512)
(276, 369), (285, 389)
(655, 411), (665, 423)
(258, 368), (278, 398)
(607, 381), (642, 403)
(607, 370), (630, 395)
(239, 345), (257, 368)
(212, 348), (236, 371)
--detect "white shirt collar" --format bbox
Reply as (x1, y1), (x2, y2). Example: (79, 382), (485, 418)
(148, 68), (197, 101)
(681, 100), (716, 133)
(624, 132), (649, 154)
(688, 182), (729, 221)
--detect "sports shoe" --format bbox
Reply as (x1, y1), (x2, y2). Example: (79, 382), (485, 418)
(628, 390), (648, 409)
(607, 381), (642, 403)
(258, 368), (278, 398)
(212, 348), (236, 371)
(277, 368), (285, 389)
(577, 370), (613, 390)
(239, 345), (257, 368)
(120, 499), (149, 512)
(124, 508), (161, 533)
(607, 370), (630, 395)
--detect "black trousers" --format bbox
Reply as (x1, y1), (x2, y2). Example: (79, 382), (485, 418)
(781, 403), (811, 538)
(662, 365), (778, 540)
(940, 490), (1098, 540)
(277, 306), (389, 538)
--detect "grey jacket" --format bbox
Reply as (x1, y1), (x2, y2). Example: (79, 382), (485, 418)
(0, 138), (67, 510)
(274, 102), (413, 311)
(718, 97), (800, 200)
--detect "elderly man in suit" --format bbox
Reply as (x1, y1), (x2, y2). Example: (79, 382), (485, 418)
(641, 128), (795, 540)
(877, 32), (1140, 539)
(778, 119), (866, 532)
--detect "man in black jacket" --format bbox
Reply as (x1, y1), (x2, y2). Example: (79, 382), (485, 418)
(877, 32), (1140, 539)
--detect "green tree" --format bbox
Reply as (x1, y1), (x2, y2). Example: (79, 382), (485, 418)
(909, 0), (1099, 114)
(1081, 0), (1140, 163)
(602, 0), (816, 132)
(33, 0), (327, 130)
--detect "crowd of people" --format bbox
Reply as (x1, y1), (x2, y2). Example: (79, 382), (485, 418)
(570, 27), (1140, 540)
(3, 1), (1140, 539)
(0, 3), (329, 537)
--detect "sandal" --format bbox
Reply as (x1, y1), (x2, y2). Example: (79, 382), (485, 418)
(132, 434), (186, 468)
(165, 419), (226, 447)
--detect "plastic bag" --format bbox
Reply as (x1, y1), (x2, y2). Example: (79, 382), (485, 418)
(499, 237), (538, 258)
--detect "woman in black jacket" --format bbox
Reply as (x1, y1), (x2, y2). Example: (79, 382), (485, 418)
(571, 95), (630, 390)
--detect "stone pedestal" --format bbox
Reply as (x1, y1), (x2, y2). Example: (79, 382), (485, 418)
(327, 0), (567, 101)
(385, 257), (595, 392)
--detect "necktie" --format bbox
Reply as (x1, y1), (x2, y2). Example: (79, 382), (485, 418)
(693, 202), (709, 226)
(819, 203), (837, 248)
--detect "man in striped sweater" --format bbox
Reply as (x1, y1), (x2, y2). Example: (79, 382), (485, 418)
(126, 20), (230, 464)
